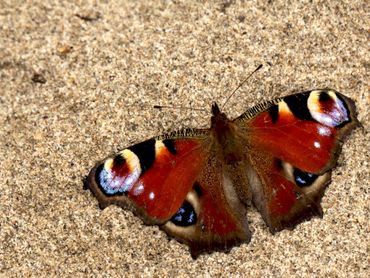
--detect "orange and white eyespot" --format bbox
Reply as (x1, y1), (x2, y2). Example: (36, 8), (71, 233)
(308, 90), (349, 127)
(98, 149), (142, 195)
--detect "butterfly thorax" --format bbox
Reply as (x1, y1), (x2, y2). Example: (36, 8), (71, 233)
(211, 103), (243, 163)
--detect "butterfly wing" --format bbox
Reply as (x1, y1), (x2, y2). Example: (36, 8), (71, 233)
(161, 147), (251, 258)
(235, 89), (359, 232)
(85, 129), (250, 257)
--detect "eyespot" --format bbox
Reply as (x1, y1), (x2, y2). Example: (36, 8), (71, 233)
(293, 168), (318, 187)
(307, 90), (350, 127)
(170, 201), (197, 227)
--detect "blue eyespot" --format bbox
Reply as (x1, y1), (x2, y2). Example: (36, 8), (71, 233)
(294, 168), (318, 187)
(170, 201), (197, 227)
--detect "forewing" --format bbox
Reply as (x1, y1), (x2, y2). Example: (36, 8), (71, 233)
(235, 89), (359, 232)
(85, 129), (211, 224)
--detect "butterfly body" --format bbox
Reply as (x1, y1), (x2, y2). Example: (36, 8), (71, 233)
(85, 89), (358, 258)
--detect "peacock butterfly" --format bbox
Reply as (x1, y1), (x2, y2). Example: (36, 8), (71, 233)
(84, 88), (359, 258)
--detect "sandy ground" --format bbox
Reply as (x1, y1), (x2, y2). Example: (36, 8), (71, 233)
(0, 1), (369, 277)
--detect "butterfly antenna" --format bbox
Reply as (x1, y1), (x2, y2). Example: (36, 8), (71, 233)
(153, 105), (207, 112)
(221, 64), (263, 109)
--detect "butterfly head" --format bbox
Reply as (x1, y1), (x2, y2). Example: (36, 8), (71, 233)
(211, 103), (230, 130)
(211, 102), (221, 116)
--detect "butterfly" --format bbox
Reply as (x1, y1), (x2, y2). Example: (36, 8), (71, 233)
(84, 88), (359, 258)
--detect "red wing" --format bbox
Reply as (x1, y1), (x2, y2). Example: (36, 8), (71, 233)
(235, 89), (359, 232)
(85, 130), (250, 257)
(161, 149), (250, 258)
(85, 131), (211, 224)
(246, 149), (332, 232)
